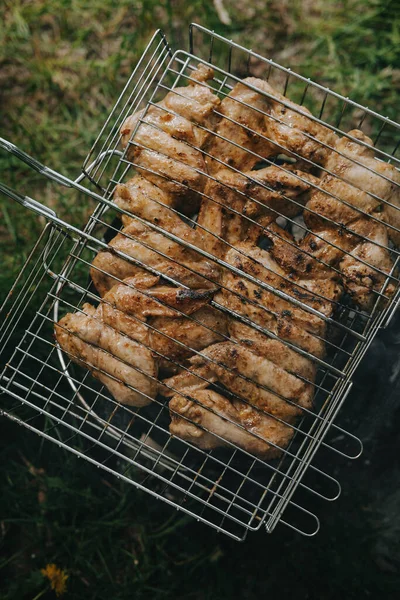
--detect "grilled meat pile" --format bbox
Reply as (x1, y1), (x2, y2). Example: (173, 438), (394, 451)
(55, 65), (400, 459)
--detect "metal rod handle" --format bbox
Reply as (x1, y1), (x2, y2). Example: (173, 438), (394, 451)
(0, 137), (73, 189)
(0, 136), (76, 221)
(0, 137), (118, 227)
(0, 181), (57, 221)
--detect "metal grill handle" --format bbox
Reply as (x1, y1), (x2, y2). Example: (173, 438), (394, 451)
(0, 137), (123, 221)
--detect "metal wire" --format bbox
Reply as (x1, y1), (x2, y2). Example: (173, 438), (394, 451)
(1, 24), (399, 540)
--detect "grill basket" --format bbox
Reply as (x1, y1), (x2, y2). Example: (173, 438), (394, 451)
(1, 24), (399, 541)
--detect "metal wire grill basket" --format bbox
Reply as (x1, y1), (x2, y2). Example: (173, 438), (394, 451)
(1, 24), (399, 541)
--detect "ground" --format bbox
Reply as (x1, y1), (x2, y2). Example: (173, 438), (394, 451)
(1, 1), (400, 598)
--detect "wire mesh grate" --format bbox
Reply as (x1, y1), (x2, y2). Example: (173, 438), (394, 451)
(1, 24), (399, 539)
(0, 221), (351, 538)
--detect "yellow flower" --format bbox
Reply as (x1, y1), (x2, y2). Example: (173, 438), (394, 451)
(41, 563), (68, 597)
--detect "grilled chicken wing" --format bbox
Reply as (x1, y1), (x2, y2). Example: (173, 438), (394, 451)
(215, 235), (341, 358)
(338, 219), (395, 311)
(197, 165), (318, 259)
(266, 86), (338, 166)
(240, 165), (319, 219)
(205, 80), (276, 173)
(101, 277), (215, 320)
(56, 276), (222, 405)
(164, 341), (313, 420)
(151, 306), (227, 375)
(326, 131), (400, 245)
(114, 176), (178, 228)
(113, 175), (201, 233)
(90, 220), (219, 296)
(103, 278), (224, 374)
(120, 64), (220, 202)
(55, 304), (157, 407)
(206, 77), (337, 173)
(303, 130), (398, 309)
(169, 389), (293, 459)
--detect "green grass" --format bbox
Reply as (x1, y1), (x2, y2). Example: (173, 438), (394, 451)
(1, 417), (400, 600)
(1, 0), (400, 598)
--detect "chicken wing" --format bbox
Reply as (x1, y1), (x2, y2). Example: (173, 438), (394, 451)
(266, 86), (338, 166)
(215, 234), (341, 357)
(339, 219), (395, 309)
(303, 129), (398, 309)
(205, 80), (276, 173)
(103, 278), (224, 373)
(197, 165), (318, 259)
(150, 306), (227, 375)
(90, 220), (219, 296)
(169, 389), (293, 459)
(56, 275), (222, 405)
(55, 304), (157, 407)
(206, 77), (337, 173)
(326, 131), (400, 245)
(113, 174), (203, 234)
(120, 64), (220, 202)
(164, 341), (313, 421)
(113, 176), (178, 229)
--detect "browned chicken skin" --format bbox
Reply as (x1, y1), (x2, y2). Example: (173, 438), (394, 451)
(164, 340), (313, 419)
(56, 276), (225, 403)
(205, 80), (277, 173)
(197, 165), (318, 259)
(169, 389), (293, 458)
(56, 278), (216, 406)
(121, 64), (220, 204)
(216, 223), (342, 352)
(55, 302), (158, 407)
(303, 130), (399, 309)
(151, 306), (227, 375)
(90, 220), (219, 296)
(206, 77), (337, 173)
(114, 175), (179, 228)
